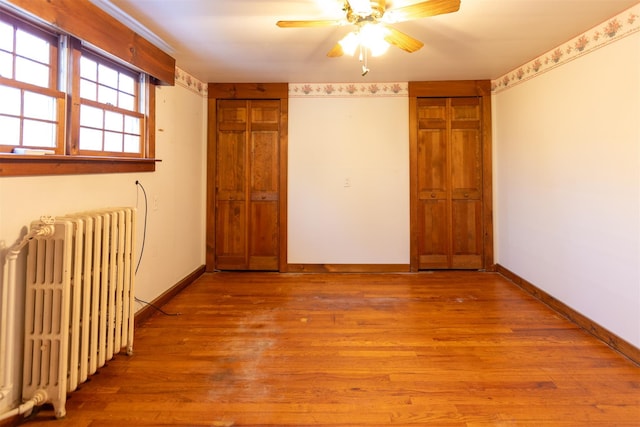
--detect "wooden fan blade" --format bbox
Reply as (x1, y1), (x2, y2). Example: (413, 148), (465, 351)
(384, 25), (424, 53)
(276, 20), (343, 28)
(327, 43), (345, 57)
(385, 0), (460, 23)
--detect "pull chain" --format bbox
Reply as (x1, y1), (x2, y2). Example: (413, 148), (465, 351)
(359, 44), (369, 76)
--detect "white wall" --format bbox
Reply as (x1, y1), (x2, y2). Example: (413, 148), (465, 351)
(0, 76), (207, 411)
(493, 32), (640, 348)
(135, 83), (207, 302)
(288, 94), (410, 264)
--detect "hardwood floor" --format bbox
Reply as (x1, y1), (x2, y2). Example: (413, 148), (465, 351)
(21, 272), (640, 426)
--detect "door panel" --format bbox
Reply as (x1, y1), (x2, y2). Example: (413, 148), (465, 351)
(251, 100), (280, 125)
(215, 200), (247, 269)
(216, 132), (246, 200)
(251, 132), (279, 194)
(418, 129), (447, 194)
(249, 201), (279, 270)
(418, 199), (449, 268)
(218, 100), (247, 127)
(451, 200), (483, 268)
(451, 129), (481, 194)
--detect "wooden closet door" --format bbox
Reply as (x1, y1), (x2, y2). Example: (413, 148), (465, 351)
(417, 97), (483, 269)
(215, 99), (280, 270)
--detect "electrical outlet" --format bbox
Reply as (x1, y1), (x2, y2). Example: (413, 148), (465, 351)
(344, 177), (351, 188)
(153, 196), (159, 211)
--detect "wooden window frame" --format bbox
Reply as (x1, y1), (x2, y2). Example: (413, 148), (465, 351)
(0, 14), (64, 155)
(0, 1), (171, 176)
(71, 48), (146, 158)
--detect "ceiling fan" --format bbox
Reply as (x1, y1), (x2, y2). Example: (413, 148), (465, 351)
(276, 0), (461, 65)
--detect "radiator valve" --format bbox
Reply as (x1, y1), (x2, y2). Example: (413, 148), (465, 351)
(36, 216), (56, 237)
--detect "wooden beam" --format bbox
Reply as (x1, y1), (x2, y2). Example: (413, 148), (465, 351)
(408, 80), (491, 97)
(208, 83), (289, 99)
(4, 0), (175, 85)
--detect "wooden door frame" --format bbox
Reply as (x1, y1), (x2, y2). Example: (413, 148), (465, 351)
(408, 80), (494, 272)
(206, 83), (289, 272)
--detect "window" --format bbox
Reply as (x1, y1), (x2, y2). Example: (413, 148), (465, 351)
(0, 14), (64, 154)
(75, 52), (144, 156)
(0, 7), (159, 175)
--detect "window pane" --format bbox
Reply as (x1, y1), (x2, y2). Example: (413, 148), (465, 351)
(15, 29), (50, 64)
(120, 93), (134, 111)
(80, 56), (97, 80)
(104, 111), (123, 132)
(23, 119), (56, 147)
(104, 131), (122, 152)
(80, 79), (97, 100)
(123, 134), (140, 153)
(16, 57), (49, 87)
(98, 63), (118, 88)
(0, 116), (19, 145)
(0, 85), (21, 115)
(79, 127), (102, 150)
(80, 105), (103, 128)
(119, 74), (134, 94)
(98, 85), (117, 105)
(24, 91), (56, 121)
(0, 51), (12, 79)
(0, 21), (13, 52)
(124, 115), (140, 135)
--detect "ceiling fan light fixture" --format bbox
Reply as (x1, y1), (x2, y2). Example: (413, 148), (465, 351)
(339, 23), (390, 58)
(278, 0), (462, 74)
(360, 23), (390, 56)
(338, 32), (360, 56)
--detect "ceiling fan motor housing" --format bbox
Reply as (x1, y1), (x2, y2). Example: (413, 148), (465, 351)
(346, 0), (386, 24)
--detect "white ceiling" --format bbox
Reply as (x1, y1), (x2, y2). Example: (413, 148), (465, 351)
(97, 0), (638, 83)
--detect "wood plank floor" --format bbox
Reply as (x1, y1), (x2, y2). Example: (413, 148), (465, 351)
(22, 272), (640, 426)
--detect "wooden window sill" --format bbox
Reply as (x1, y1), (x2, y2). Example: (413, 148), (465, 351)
(0, 154), (160, 176)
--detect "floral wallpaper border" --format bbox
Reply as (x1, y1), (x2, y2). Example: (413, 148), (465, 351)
(289, 82), (408, 98)
(174, 67), (208, 97)
(492, 4), (640, 94)
(173, 4), (638, 98)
